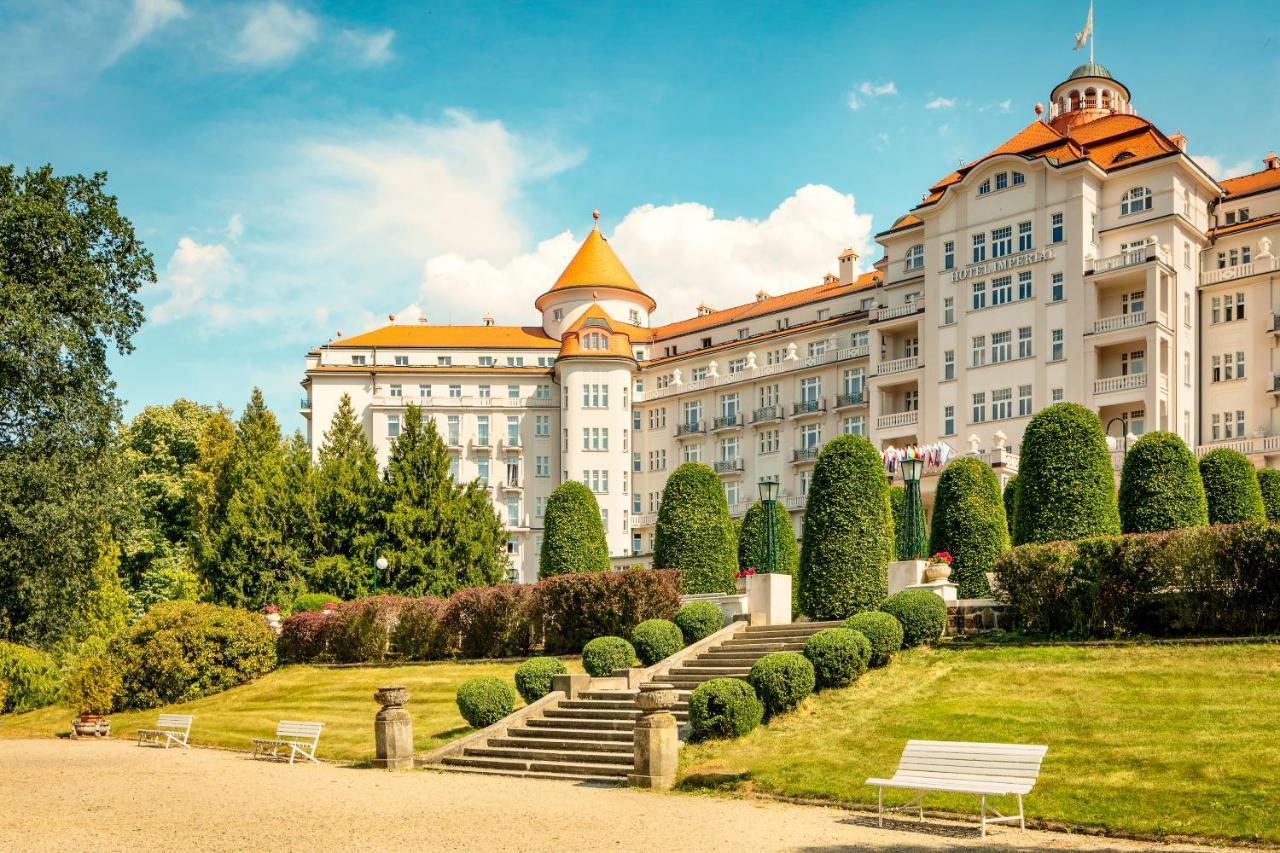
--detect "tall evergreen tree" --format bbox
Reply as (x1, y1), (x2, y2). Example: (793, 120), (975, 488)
(540, 481), (610, 578)
(653, 462), (737, 594)
(1117, 432), (1207, 533)
(1013, 403), (1120, 544)
(1199, 448), (1266, 525)
(308, 394), (382, 595)
(928, 457), (1009, 598)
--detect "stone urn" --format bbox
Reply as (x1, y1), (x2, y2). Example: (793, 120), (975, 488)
(923, 562), (952, 583)
(629, 682), (679, 791)
(373, 686), (413, 770)
(634, 682), (678, 714)
(374, 686), (409, 709)
(71, 715), (111, 738)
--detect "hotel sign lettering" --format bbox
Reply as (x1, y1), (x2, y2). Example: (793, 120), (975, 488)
(951, 248), (1055, 283)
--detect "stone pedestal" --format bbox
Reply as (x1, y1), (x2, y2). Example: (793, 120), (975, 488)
(551, 672), (591, 700)
(373, 686), (414, 770)
(888, 560), (928, 595)
(628, 682), (679, 791)
(904, 579), (958, 605)
(746, 572), (792, 626)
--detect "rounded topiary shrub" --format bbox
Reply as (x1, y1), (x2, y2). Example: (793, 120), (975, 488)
(514, 657), (567, 703)
(880, 590), (948, 648)
(737, 499), (799, 574)
(674, 601), (724, 645)
(929, 457), (1010, 598)
(1259, 469), (1280, 522)
(843, 611), (904, 667)
(748, 651), (815, 717)
(798, 434), (893, 619)
(291, 592), (341, 613)
(539, 481), (610, 578)
(1199, 448), (1266, 525)
(653, 462), (738, 594)
(0, 641), (62, 714)
(1118, 432), (1208, 533)
(456, 676), (516, 728)
(688, 677), (764, 740)
(581, 636), (636, 677)
(802, 628), (870, 689)
(630, 619), (684, 666)
(1013, 403), (1120, 544)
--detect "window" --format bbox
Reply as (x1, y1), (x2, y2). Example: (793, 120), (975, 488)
(724, 481), (741, 508)
(1128, 409), (1147, 437)
(1017, 271), (1033, 301)
(1050, 272), (1064, 302)
(393, 355), (408, 366)
(799, 423), (821, 449)
(800, 376), (821, 403)
(1018, 384), (1032, 417)
(632, 409), (642, 431)
(476, 415), (490, 446)
(1120, 349), (1145, 375)
(1050, 212), (1064, 244)
(1122, 290), (1145, 315)
(943, 241), (955, 270)
(552, 308), (563, 321)
(904, 244), (924, 272)
(582, 383), (609, 408)
(1120, 186), (1152, 215)
(943, 350), (955, 380)
(419, 384), (431, 398)
(992, 387), (1012, 421)
(387, 414), (400, 438)
(535, 455), (550, 477)
(842, 415), (866, 436)
(447, 415), (460, 445)
(807, 340), (827, 359)
(738, 327), (750, 340)
(903, 337), (919, 358)
(759, 384), (779, 408)
(800, 471), (813, 497)
(995, 171), (1008, 191)
(538, 356), (554, 367)
(991, 330), (1012, 363)
(1018, 326), (1033, 359)
(1012, 171), (1025, 186)
(507, 416), (520, 445)
(476, 457), (490, 485)
(1018, 221), (1033, 251)
(691, 366), (709, 382)
(943, 406), (955, 436)
(991, 275), (1012, 305)
(505, 497), (520, 526)
(978, 179), (991, 196)
(904, 389), (919, 412)
(1050, 329), (1064, 361)
(535, 495), (547, 519)
(718, 436), (739, 462)
(700, 337), (712, 349)
(534, 415), (550, 437)
(389, 383), (402, 398)
(971, 335), (986, 367)
(448, 384), (461, 398)
(972, 233), (986, 263)
(972, 392), (987, 424)
(478, 384), (491, 399)
(728, 357), (746, 375)
(759, 429), (779, 454)
(507, 356), (524, 367)
(582, 469), (610, 494)
(479, 356), (494, 367)
(991, 226), (1012, 258)
(1051, 388), (1064, 402)
(581, 427), (609, 451)
(943, 296), (955, 325)
(682, 400), (702, 426)
(1183, 242), (1191, 269)
(972, 281), (987, 311)
(581, 331), (609, 350)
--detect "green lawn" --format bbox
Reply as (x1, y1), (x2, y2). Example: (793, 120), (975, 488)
(0, 657), (579, 763)
(679, 643), (1280, 844)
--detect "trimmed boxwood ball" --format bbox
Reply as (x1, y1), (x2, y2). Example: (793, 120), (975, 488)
(748, 651), (815, 717)
(1118, 431), (1208, 533)
(456, 676), (516, 728)
(653, 462), (738, 593)
(1259, 469), (1280, 522)
(802, 628), (870, 689)
(880, 590), (948, 648)
(514, 657), (567, 703)
(688, 677), (764, 740)
(539, 481), (611, 578)
(1199, 448), (1266, 525)
(630, 619), (684, 666)
(843, 611), (904, 667)
(928, 457), (1009, 598)
(581, 636), (636, 677)
(738, 499), (799, 574)
(674, 601), (724, 645)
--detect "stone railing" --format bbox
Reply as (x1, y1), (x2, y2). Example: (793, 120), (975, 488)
(641, 343), (870, 402)
(372, 395), (556, 409)
(879, 355), (921, 375)
(1202, 256), (1278, 285)
(1194, 435), (1280, 458)
(1093, 310), (1147, 333)
(1093, 373), (1146, 395)
(872, 298), (925, 323)
(1089, 245), (1167, 274)
(876, 410), (919, 430)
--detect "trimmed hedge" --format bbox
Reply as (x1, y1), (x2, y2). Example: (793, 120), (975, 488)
(456, 676), (515, 728)
(581, 636), (635, 677)
(514, 657), (567, 703)
(688, 678), (763, 740)
(1118, 432), (1208, 533)
(928, 457), (1009, 598)
(630, 619), (684, 667)
(539, 481), (610, 578)
(0, 642), (61, 714)
(278, 610), (329, 663)
(879, 590), (947, 648)
(443, 585), (537, 659)
(1013, 403), (1120, 544)
(674, 601), (724, 645)
(653, 463), (738, 594)
(748, 651), (815, 717)
(324, 596), (409, 663)
(1260, 469), (1280, 522)
(1199, 448), (1266, 525)
(737, 499), (799, 574)
(803, 628), (870, 689)
(798, 435), (893, 619)
(843, 611), (904, 667)
(291, 592), (341, 613)
(539, 569), (681, 653)
(390, 596), (449, 660)
(994, 523), (1280, 638)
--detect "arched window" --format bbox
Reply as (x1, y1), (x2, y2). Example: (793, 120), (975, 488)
(1069, 90), (1080, 111)
(1084, 88), (1097, 109)
(904, 244), (924, 272)
(1112, 151), (1134, 164)
(978, 179), (991, 196)
(1101, 89), (1112, 109)
(582, 331), (608, 350)
(1121, 187), (1152, 216)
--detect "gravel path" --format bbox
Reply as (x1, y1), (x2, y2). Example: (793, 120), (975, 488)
(0, 739), (1247, 852)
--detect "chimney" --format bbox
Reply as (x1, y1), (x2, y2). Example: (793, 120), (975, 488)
(1265, 151), (1280, 171)
(482, 313), (494, 326)
(1169, 131), (1187, 152)
(823, 273), (838, 284)
(838, 247), (860, 286)
(755, 290), (771, 302)
(696, 303), (714, 317)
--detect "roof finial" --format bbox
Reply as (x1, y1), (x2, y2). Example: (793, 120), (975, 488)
(592, 209), (600, 228)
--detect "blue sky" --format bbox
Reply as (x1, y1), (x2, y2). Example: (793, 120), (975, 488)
(2, 0), (1277, 431)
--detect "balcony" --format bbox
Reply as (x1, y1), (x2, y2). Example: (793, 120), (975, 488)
(872, 298), (926, 323)
(876, 410), (919, 430)
(500, 438), (523, 453)
(1202, 256), (1279, 286)
(1087, 245), (1167, 276)
(752, 405), (784, 424)
(1194, 435), (1280, 458)
(714, 458), (744, 475)
(792, 447), (820, 464)
(834, 391), (866, 410)
(712, 414), (742, 431)
(1271, 374), (1280, 394)
(501, 478), (522, 491)
(878, 355), (921, 375)
(675, 421), (704, 437)
(1093, 373), (1147, 395)
(299, 397), (311, 410)
(792, 399), (826, 417)
(1092, 310), (1147, 334)
(473, 436), (494, 451)
(849, 343), (870, 358)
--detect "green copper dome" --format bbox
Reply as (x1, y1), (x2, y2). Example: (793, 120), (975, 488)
(1068, 62), (1113, 80)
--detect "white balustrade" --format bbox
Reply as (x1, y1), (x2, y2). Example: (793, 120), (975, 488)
(878, 355), (921, 375)
(1093, 311), (1147, 333)
(1093, 373), (1147, 394)
(876, 410), (920, 430)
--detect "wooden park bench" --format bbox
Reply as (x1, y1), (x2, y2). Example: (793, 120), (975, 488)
(136, 714), (193, 749)
(251, 721), (324, 765)
(866, 739), (1048, 838)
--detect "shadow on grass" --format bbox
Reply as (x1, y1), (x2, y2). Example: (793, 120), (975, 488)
(674, 770), (751, 791)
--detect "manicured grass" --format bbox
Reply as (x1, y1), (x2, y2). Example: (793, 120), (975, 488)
(0, 657), (579, 763)
(679, 643), (1280, 844)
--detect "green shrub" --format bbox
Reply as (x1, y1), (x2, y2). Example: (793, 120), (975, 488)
(109, 601), (276, 711)
(442, 585), (537, 659)
(929, 457), (1009, 598)
(1118, 432), (1208, 533)
(1013, 403), (1120, 544)
(880, 590), (947, 648)
(323, 596), (409, 663)
(581, 636), (635, 677)
(748, 651), (815, 717)
(514, 657), (567, 703)
(737, 500), (799, 574)
(455, 676), (516, 728)
(653, 463), (738, 594)
(539, 570), (681, 653)
(843, 611), (904, 667)
(0, 642), (62, 714)
(802, 628), (870, 689)
(1199, 448), (1266, 525)
(278, 610), (329, 663)
(390, 596), (450, 660)
(291, 592), (341, 613)
(688, 678), (763, 740)
(991, 540), (1080, 634)
(674, 601), (724, 645)
(798, 434), (893, 619)
(539, 481), (610, 578)
(1258, 469), (1280, 522)
(630, 619), (684, 666)
(1003, 475), (1019, 538)
(65, 656), (121, 715)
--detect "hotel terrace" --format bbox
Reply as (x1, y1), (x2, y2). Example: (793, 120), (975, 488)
(302, 63), (1280, 582)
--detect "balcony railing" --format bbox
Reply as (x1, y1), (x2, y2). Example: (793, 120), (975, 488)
(1202, 257), (1278, 285)
(792, 399), (826, 416)
(714, 458), (744, 474)
(876, 410), (919, 430)
(474, 435), (492, 449)
(752, 405), (783, 423)
(834, 391), (866, 409)
(1089, 245), (1166, 274)
(299, 397), (311, 410)
(1093, 373), (1147, 395)
(879, 355), (921, 375)
(712, 414), (742, 430)
(1194, 435), (1280, 458)
(1272, 374), (1280, 393)
(371, 395), (557, 408)
(872, 298), (925, 323)
(1093, 310), (1147, 333)
(642, 341), (872, 402)
(675, 421), (704, 436)
(792, 447), (820, 463)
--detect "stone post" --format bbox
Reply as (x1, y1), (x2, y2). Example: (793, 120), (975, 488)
(373, 686), (414, 770)
(628, 682), (679, 791)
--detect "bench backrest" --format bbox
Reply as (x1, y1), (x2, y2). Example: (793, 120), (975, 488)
(156, 714), (193, 731)
(276, 721), (324, 743)
(895, 740), (1047, 791)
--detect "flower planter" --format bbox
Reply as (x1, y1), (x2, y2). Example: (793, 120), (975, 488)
(71, 716), (111, 738)
(923, 563), (952, 583)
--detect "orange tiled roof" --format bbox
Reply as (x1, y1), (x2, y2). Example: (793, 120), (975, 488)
(535, 214), (656, 311)
(1209, 211), (1280, 238)
(1220, 166), (1280, 199)
(307, 365), (552, 375)
(327, 325), (560, 349)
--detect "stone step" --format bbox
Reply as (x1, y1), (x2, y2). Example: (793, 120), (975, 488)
(507, 726), (633, 743)
(543, 707), (641, 721)
(440, 754), (631, 778)
(526, 717), (635, 732)
(464, 745), (635, 766)
(670, 666), (752, 677)
(696, 652), (771, 662)
(665, 676), (747, 689)
(429, 764), (625, 785)
(559, 699), (638, 711)
(489, 736), (632, 754)
(744, 620), (843, 634)
(580, 690), (638, 701)
(717, 639), (808, 649)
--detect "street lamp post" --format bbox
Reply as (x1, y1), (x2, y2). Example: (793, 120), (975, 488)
(1106, 415), (1130, 455)
(758, 479), (779, 574)
(899, 457), (926, 561)
(373, 556), (388, 595)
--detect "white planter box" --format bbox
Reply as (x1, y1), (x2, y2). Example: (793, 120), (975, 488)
(746, 573), (792, 626)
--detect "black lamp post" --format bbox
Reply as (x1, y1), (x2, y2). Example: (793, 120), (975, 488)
(1106, 414), (1130, 455)
(758, 479), (779, 574)
(373, 555), (388, 595)
(900, 457), (926, 560)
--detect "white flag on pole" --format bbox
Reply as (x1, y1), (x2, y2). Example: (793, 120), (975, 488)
(1074, 3), (1093, 50)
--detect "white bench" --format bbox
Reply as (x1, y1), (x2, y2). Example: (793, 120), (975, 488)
(251, 721), (324, 765)
(866, 740), (1048, 838)
(136, 714), (193, 749)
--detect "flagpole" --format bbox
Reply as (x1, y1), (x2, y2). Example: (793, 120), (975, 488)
(1090, 0), (1095, 64)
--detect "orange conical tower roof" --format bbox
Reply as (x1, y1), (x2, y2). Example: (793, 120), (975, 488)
(535, 211), (656, 311)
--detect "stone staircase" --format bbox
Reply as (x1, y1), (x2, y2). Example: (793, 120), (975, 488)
(434, 620), (841, 783)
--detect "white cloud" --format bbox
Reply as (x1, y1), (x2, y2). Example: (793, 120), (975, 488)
(233, 1), (319, 66)
(925, 96), (955, 110)
(151, 236), (241, 323)
(998, 98), (1012, 112)
(1192, 154), (1256, 180)
(225, 212), (244, 241)
(108, 0), (188, 64)
(340, 27), (395, 66)
(847, 80), (897, 110)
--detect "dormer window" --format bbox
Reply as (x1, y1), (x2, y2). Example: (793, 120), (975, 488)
(995, 172), (1008, 191)
(1112, 151), (1135, 163)
(903, 244), (924, 272)
(1012, 171), (1025, 186)
(582, 331), (609, 350)
(978, 179), (991, 195)
(1120, 186), (1152, 216)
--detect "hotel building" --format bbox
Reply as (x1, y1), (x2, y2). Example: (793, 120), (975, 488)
(302, 63), (1280, 582)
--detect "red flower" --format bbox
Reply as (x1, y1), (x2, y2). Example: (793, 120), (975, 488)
(322, 602), (337, 611)
(930, 551), (953, 565)
(264, 605), (280, 614)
